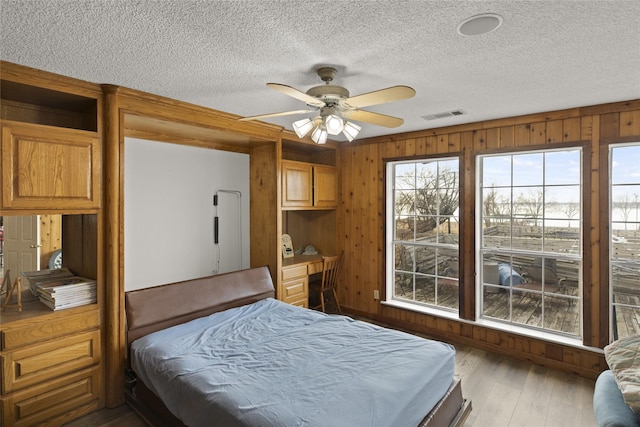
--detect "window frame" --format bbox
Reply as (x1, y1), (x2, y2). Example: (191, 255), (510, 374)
(384, 156), (461, 316)
(608, 142), (640, 341)
(476, 147), (584, 339)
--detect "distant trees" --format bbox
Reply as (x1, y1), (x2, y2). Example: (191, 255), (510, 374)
(395, 166), (459, 237)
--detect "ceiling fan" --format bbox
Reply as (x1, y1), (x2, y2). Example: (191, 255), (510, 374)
(238, 67), (416, 144)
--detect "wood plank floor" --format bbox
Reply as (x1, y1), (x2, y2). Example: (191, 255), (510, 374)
(64, 340), (598, 427)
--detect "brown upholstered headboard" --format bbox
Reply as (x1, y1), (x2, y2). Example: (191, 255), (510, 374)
(125, 266), (275, 344)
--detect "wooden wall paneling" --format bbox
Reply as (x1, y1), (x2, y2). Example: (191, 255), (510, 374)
(436, 134), (451, 153)
(472, 129), (487, 151)
(374, 143), (389, 311)
(341, 146), (357, 309)
(530, 122), (547, 146)
(563, 117), (582, 142)
(344, 146), (358, 310)
(619, 110), (640, 137)
(405, 137), (417, 156)
(449, 132), (461, 152)
(338, 147), (349, 306)
(357, 143), (371, 311)
(353, 142), (369, 312)
(485, 128), (500, 150)
(514, 124), (531, 145)
(368, 142), (382, 314)
(546, 120), (563, 143)
(425, 136), (437, 154)
(393, 138), (408, 157)
(414, 136), (427, 154)
(600, 113), (620, 139)
(499, 126), (515, 148)
(375, 141), (394, 305)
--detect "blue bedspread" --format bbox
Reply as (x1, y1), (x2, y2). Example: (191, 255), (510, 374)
(131, 298), (455, 427)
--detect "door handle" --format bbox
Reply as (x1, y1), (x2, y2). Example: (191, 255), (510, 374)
(29, 244), (42, 248)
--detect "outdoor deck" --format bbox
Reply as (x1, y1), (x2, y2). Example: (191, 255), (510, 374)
(396, 279), (639, 338)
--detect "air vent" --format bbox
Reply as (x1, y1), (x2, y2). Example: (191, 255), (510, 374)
(421, 109), (466, 121)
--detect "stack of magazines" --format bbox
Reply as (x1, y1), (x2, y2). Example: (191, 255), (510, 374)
(22, 269), (97, 310)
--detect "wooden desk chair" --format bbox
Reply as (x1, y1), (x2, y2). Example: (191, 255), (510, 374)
(311, 254), (343, 314)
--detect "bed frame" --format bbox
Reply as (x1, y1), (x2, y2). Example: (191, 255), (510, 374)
(125, 266), (471, 427)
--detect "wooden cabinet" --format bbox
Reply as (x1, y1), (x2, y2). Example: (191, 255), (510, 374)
(0, 61), (104, 423)
(0, 308), (102, 426)
(282, 161), (312, 207)
(282, 160), (337, 209)
(313, 165), (338, 207)
(1, 121), (101, 209)
(1, 60), (102, 212)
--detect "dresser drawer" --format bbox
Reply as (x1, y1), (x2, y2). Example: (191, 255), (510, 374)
(2, 329), (101, 394)
(307, 261), (323, 275)
(282, 277), (307, 300)
(282, 265), (307, 281)
(1, 309), (100, 351)
(1, 366), (101, 427)
(281, 276), (308, 308)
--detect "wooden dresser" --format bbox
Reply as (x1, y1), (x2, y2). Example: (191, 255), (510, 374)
(1, 303), (102, 426)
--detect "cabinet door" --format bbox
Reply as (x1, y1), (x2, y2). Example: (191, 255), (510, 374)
(1, 121), (101, 209)
(282, 160), (313, 207)
(313, 165), (337, 207)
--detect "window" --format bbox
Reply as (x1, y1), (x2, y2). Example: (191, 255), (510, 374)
(610, 143), (640, 340)
(478, 148), (582, 337)
(386, 158), (460, 312)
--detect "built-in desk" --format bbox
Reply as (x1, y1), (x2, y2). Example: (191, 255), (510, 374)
(280, 254), (325, 308)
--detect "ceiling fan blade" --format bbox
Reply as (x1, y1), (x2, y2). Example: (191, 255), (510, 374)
(344, 85), (416, 108)
(238, 109), (314, 121)
(343, 109), (405, 128)
(266, 83), (325, 107)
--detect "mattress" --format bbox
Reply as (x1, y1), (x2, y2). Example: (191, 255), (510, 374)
(131, 298), (455, 427)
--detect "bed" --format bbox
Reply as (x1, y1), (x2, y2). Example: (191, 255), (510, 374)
(125, 266), (471, 427)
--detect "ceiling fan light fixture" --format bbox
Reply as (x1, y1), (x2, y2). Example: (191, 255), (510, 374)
(342, 121), (361, 142)
(293, 118), (314, 138)
(311, 124), (328, 145)
(325, 114), (344, 135)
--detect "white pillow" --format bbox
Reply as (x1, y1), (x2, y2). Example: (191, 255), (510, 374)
(605, 334), (640, 413)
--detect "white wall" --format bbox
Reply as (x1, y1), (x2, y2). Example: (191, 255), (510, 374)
(124, 138), (249, 291)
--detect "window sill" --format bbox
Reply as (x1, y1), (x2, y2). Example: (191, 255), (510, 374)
(382, 298), (603, 353)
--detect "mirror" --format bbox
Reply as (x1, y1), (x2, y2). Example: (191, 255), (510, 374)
(0, 214), (97, 298)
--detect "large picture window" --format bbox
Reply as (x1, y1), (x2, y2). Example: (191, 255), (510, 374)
(610, 143), (640, 340)
(478, 148), (582, 337)
(386, 158), (460, 312)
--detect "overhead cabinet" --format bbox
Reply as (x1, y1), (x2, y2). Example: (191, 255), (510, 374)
(282, 160), (337, 209)
(1, 67), (101, 211)
(1, 121), (101, 209)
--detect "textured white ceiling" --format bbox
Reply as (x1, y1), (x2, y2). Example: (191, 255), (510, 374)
(1, 0), (639, 141)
